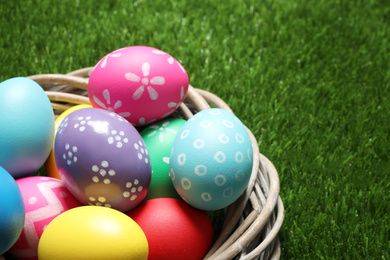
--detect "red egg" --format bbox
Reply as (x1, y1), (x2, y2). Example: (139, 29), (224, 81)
(127, 198), (213, 260)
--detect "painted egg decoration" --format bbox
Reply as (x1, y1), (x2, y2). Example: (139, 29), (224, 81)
(38, 206), (148, 260)
(7, 176), (82, 260)
(88, 46), (189, 126)
(0, 77), (54, 178)
(54, 108), (151, 212)
(170, 108), (254, 211)
(0, 167), (25, 255)
(140, 118), (186, 200)
(45, 104), (92, 180)
(127, 198), (213, 260)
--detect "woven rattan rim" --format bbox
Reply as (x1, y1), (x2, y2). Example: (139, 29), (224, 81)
(27, 68), (285, 260)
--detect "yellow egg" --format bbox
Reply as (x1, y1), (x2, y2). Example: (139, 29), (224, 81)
(38, 206), (148, 260)
(45, 104), (92, 179)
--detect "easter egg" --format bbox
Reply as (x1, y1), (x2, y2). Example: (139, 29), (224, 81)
(55, 104), (93, 130)
(7, 176), (82, 260)
(54, 108), (151, 212)
(38, 206), (148, 260)
(0, 77), (54, 178)
(0, 167), (25, 255)
(44, 152), (61, 180)
(45, 104), (92, 179)
(170, 108), (253, 211)
(88, 46), (189, 126)
(127, 198), (213, 260)
(141, 118), (186, 200)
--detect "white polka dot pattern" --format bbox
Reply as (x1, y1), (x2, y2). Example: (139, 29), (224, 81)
(170, 108), (253, 211)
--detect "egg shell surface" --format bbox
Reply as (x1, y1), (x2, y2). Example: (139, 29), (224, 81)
(0, 77), (54, 178)
(170, 108), (254, 211)
(141, 118), (186, 200)
(45, 104), (92, 179)
(127, 198), (213, 260)
(54, 108), (151, 212)
(38, 206), (148, 260)
(88, 46), (189, 126)
(7, 176), (82, 260)
(0, 167), (25, 255)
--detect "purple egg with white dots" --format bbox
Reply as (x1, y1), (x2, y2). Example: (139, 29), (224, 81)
(54, 108), (151, 212)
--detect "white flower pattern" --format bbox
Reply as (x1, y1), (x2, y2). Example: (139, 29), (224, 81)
(92, 48), (187, 126)
(146, 120), (178, 143)
(93, 89), (131, 118)
(125, 62), (165, 100)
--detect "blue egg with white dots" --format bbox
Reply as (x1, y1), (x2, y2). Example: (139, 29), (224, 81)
(170, 108), (253, 211)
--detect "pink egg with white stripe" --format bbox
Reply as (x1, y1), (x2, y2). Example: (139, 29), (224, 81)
(88, 46), (189, 126)
(7, 177), (82, 260)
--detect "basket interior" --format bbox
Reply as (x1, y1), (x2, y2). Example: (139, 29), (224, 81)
(26, 68), (285, 260)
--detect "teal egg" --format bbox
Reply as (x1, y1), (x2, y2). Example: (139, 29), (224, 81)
(0, 77), (55, 178)
(141, 118), (186, 200)
(170, 108), (253, 211)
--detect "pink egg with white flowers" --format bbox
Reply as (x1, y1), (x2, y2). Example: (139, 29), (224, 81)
(7, 176), (82, 260)
(88, 46), (189, 126)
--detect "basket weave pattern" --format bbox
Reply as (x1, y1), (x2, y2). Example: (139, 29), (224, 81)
(28, 68), (285, 260)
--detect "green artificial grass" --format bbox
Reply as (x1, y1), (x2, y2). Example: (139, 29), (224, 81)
(1, 0), (389, 259)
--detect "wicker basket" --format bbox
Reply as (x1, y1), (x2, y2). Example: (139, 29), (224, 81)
(26, 68), (285, 260)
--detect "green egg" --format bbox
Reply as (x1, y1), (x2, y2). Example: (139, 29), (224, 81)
(141, 118), (186, 200)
